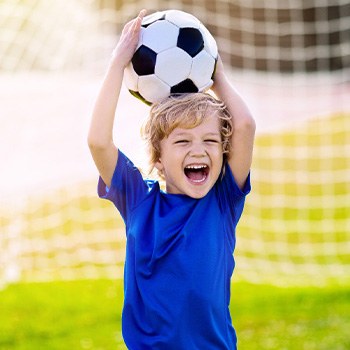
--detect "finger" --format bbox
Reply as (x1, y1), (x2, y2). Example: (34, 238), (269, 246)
(133, 9), (146, 30)
(138, 9), (147, 19)
(131, 13), (144, 35)
(121, 10), (146, 42)
(121, 19), (135, 36)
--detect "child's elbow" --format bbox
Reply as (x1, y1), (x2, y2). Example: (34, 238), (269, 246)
(237, 113), (256, 135)
(248, 116), (256, 134)
(87, 134), (107, 151)
(87, 134), (97, 150)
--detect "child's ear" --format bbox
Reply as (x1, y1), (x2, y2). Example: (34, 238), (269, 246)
(155, 159), (163, 171)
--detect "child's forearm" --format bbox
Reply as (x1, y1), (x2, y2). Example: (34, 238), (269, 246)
(88, 61), (124, 149)
(88, 9), (145, 150)
(212, 72), (255, 130)
(211, 58), (255, 189)
(87, 10), (145, 187)
(87, 60), (122, 188)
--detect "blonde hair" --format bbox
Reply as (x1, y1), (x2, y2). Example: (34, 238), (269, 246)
(142, 93), (233, 174)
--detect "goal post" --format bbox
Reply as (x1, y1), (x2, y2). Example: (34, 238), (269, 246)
(0, 0), (349, 287)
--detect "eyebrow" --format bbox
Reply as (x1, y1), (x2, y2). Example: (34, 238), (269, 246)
(203, 132), (221, 137)
(171, 131), (221, 138)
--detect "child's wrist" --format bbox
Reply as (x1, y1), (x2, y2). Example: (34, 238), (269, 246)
(105, 59), (126, 80)
(212, 73), (229, 93)
(108, 52), (128, 70)
(110, 47), (131, 68)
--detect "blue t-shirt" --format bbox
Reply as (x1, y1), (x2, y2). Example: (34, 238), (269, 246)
(98, 150), (251, 350)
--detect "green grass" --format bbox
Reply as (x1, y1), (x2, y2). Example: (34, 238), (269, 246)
(0, 280), (124, 350)
(1, 279), (349, 350)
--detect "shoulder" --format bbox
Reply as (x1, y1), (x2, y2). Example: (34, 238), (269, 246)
(99, 150), (161, 222)
(215, 163), (251, 200)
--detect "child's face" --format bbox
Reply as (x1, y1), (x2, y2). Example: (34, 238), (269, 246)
(155, 113), (223, 199)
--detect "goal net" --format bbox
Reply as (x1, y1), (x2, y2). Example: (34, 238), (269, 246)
(1, 0), (349, 287)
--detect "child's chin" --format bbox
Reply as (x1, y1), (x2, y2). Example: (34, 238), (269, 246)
(185, 177), (212, 196)
(186, 186), (211, 199)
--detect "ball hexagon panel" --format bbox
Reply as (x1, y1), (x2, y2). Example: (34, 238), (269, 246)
(124, 62), (139, 91)
(138, 74), (171, 104)
(189, 50), (216, 90)
(142, 11), (166, 27)
(177, 28), (204, 57)
(165, 10), (200, 29)
(155, 47), (193, 86)
(142, 20), (179, 53)
(132, 45), (157, 76)
(199, 23), (218, 59)
(136, 27), (146, 51)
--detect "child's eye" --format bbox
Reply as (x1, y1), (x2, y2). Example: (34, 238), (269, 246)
(174, 140), (189, 144)
(205, 139), (219, 143)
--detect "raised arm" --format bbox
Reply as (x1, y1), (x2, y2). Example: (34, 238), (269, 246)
(88, 10), (146, 188)
(211, 56), (256, 190)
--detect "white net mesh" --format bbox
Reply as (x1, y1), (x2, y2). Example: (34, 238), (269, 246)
(1, 0), (349, 287)
(236, 113), (350, 285)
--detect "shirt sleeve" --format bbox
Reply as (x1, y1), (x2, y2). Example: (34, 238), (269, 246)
(215, 163), (251, 219)
(97, 150), (149, 223)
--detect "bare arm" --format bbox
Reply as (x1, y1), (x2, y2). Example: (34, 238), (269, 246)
(87, 10), (146, 188)
(211, 57), (256, 190)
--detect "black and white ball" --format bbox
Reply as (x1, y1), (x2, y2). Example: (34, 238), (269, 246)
(124, 10), (218, 105)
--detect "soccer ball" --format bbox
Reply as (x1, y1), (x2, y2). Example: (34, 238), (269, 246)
(124, 10), (218, 105)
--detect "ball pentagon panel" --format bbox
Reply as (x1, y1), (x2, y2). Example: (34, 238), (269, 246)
(132, 45), (157, 76)
(177, 27), (204, 57)
(171, 79), (199, 94)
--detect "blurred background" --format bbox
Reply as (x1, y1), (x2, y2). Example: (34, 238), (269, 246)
(1, 0), (349, 349)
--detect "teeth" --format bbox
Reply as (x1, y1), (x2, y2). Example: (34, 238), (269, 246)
(185, 165), (207, 169)
(192, 177), (207, 183)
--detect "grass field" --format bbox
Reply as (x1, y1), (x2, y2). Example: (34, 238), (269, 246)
(0, 279), (349, 350)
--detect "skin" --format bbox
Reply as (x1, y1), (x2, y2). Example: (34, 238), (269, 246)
(88, 9), (256, 197)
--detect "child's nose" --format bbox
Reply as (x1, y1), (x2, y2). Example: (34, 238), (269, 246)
(189, 143), (206, 157)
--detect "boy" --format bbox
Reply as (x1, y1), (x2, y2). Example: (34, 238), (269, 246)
(88, 9), (255, 350)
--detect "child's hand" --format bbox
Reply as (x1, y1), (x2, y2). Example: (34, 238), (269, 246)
(111, 9), (147, 68)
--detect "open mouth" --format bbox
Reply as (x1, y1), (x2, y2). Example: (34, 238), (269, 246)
(184, 164), (209, 184)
